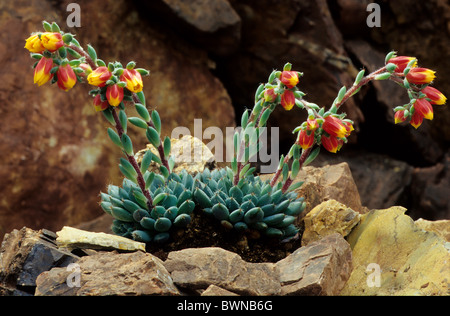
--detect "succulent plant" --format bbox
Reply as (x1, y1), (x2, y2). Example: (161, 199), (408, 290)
(100, 170), (196, 244)
(193, 167), (306, 241)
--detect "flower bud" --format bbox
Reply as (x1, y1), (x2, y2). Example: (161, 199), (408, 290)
(406, 68), (436, 85)
(410, 111), (423, 129)
(106, 84), (124, 107)
(280, 90), (296, 110)
(413, 98), (433, 121)
(25, 34), (45, 53)
(280, 71), (299, 89)
(93, 94), (109, 112)
(56, 64), (77, 91)
(33, 57), (54, 86)
(322, 115), (349, 138)
(394, 109), (407, 124)
(40, 32), (64, 52)
(87, 66), (112, 87)
(263, 88), (277, 103)
(297, 129), (315, 150)
(388, 56), (417, 73)
(321, 134), (340, 153)
(120, 68), (143, 93)
(421, 86), (447, 105)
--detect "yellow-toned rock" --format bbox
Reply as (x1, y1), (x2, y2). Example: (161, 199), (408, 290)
(341, 207), (450, 296)
(414, 218), (450, 242)
(301, 199), (361, 246)
(56, 226), (145, 252)
(135, 135), (216, 175)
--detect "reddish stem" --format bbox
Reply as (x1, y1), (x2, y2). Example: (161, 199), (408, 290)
(111, 108), (153, 209)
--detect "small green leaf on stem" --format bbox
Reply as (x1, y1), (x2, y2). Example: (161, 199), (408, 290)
(136, 91), (146, 105)
(107, 128), (123, 148)
(163, 136), (171, 158)
(135, 103), (150, 122)
(140, 150), (153, 173)
(43, 21), (52, 32)
(128, 117), (148, 129)
(87, 44), (97, 62)
(51, 22), (60, 33)
(151, 110), (161, 135)
(354, 69), (365, 86)
(119, 110), (127, 134)
(304, 147), (320, 166)
(146, 127), (160, 148)
(121, 134), (134, 156)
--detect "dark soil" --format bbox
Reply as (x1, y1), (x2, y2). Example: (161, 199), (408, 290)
(146, 208), (304, 263)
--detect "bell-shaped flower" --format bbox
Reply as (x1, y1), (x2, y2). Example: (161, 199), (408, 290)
(56, 64), (77, 91)
(388, 56), (417, 73)
(280, 90), (296, 110)
(40, 32), (64, 52)
(33, 57), (54, 86)
(93, 94), (109, 112)
(421, 86), (447, 105)
(280, 71), (299, 89)
(322, 115), (349, 138)
(120, 69), (143, 93)
(106, 84), (124, 107)
(414, 98), (433, 121)
(87, 66), (112, 87)
(25, 34), (45, 53)
(321, 134), (341, 153)
(297, 129), (315, 150)
(406, 68), (436, 85)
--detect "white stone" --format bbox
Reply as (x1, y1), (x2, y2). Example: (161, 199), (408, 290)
(55, 226), (145, 252)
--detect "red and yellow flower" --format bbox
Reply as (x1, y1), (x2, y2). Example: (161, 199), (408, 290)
(421, 86), (447, 105)
(93, 94), (109, 112)
(321, 134), (342, 153)
(280, 90), (296, 110)
(24, 34), (45, 53)
(56, 64), (77, 91)
(388, 56), (417, 73)
(263, 88), (277, 103)
(297, 129), (315, 150)
(280, 71), (299, 89)
(410, 111), (424, 129)
(120, 69), (143, 93)
(306, 117), (318, 131)
(406, 68), (436, 85)
(87, 66), (112, 87)
(33, 57), (54, 86)
(394, 110), (407, 124)
(322, 115), (350, 139)
(413, 98), (433, 121)
(106, 84), (124, 107)
(40, 32), (64, 52)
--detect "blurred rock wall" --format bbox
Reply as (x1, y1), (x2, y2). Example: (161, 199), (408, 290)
(0, 0), (448, 237)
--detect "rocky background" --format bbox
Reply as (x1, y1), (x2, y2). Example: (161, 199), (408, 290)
(0, 0), (449, 238)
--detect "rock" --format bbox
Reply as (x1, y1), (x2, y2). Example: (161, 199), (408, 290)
(201, 284), (239, 296)
(141, 0), (241, 56)
(302, 199), (361, 246)
(135, 135), (216, 175)
(163, 247), (280, 295)
(410, 152), (450, 220)
(341, 207), (450, 295)
(55, 226), (145, 252)
(0, 227), (78, 296)
(314, 150), (413, 212)
(35, 251), (179, 296)
(414, 218), (450, 243)
(276, 233), (352, 296)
